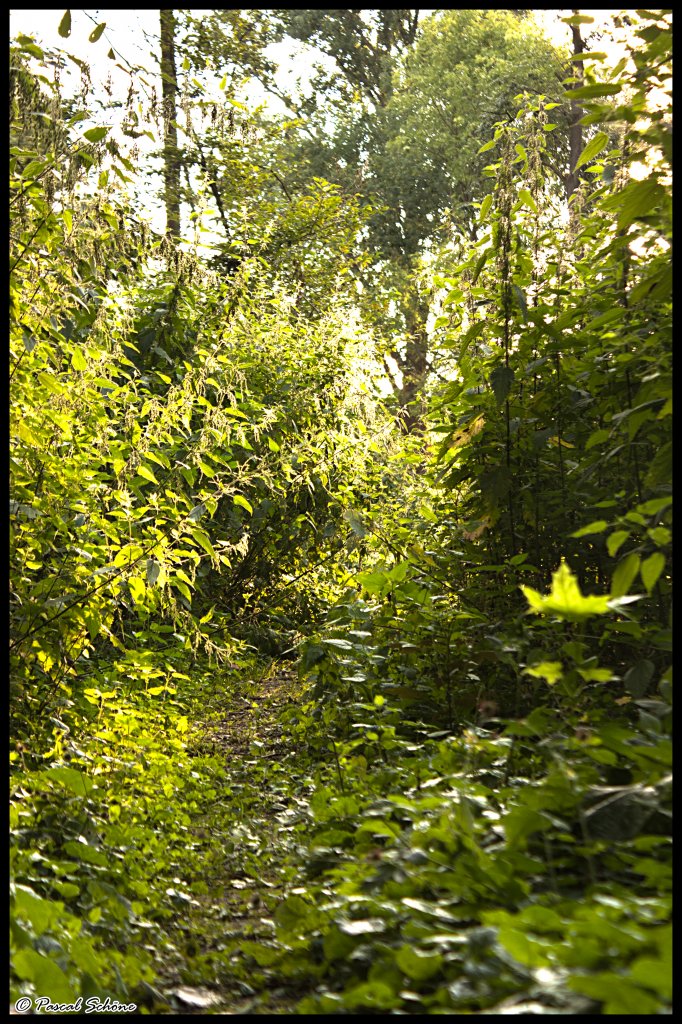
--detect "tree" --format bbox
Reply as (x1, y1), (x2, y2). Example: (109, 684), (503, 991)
(160, 9), (181, 238)
(268, 11), (566, 429)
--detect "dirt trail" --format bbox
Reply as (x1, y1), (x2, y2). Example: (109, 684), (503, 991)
(156, 660), (307, 1015)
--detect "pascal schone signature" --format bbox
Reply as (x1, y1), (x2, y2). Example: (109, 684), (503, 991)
(14, 996), (137, 1014)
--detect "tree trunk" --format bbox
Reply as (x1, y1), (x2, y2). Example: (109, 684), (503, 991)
(397, 286), (430, 434)
(160, 9), (181, 239)
(566, 12), (584, 201)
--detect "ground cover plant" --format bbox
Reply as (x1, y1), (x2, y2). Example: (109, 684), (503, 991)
(10, 8), (671, 1015)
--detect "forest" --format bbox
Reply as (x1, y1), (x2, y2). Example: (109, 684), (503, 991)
(10, 8), (671, 1016)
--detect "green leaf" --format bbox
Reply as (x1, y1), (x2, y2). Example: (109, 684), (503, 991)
(512, 284), (528, 321)
(58, 10), (72, 37)
(489, 365), (515, 405)
(146, 559), (161, 586)
(14, 886), (61, 936)
(89, 22), (106, 42)
(12, 949), (74, 1002)
(43, 766), (94, 795)
(171, 577), (192, 602)
(524, 661), (563, 685)
(518, 188), (538, 213)
(521, 560), (610, 621)
(190, 528), (216, 560)
(640, 552), (665, 594)
(71, 348), (87, 371)
(83, 126), (109, 143)
(623, 659), (655, 698)
(562, 13), (595, 24)
(611, 552), (641, 598)
(233, 494), (253, 515)
(606, 530), (630, 558)
(322, 638), (354, 651)
(574, 131), (609, 172)
(602, 177), (666, 230)
(395, 946), (443, 981)
(629, 956), (672, 1001)
(128, 576), (146, 605)
(137, 464), (159, 485)
(496, 925), (553, 967)
(568, 974), (659, 1014)
(565, 83), (622, 99)
(478, 194), (493, 221)
(571, 520), (608, 537)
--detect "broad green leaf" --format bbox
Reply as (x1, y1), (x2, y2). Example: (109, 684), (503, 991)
(191, 528), (216, 560)
(561, 13), (594, 24)
(128, 576), (146, 605)
(489, 364), (514, 405)
(14, 886), (61, 936)
(171, 577), (192, 602)
(640, 552), (665, 594)
(611, 552), (641, 598)
(146, 559), (161, 585)
(568, 975), (659, 1015)
(504, 806), (554, 849)
(602, 177), (666, 229)
(521, 560), (610, 621)
(524, 661), (563, 685)
(571, 520), (608, 537)
(233, 494), (253, 514)
(496, 925), (553, 967)
(623, 659), (655, 698)
(574, 131), (609, 172)
(478, 194), (492, 221)
(83, 126), (109, 143)
(606, 530), (630, 558)
(395, 946), (443, 981)
(137, 464), (159, 485)
(18, 421), (39, 447)
(343, 509), (367, 537)
(58, 10), (72, 37)
(12, 949), (74, 1002)
(565, 83), (622, 99)
(71, 348), (87, 371)
(44, 766), (94, 795)
(518, 188), (538, 213)
(89, 22), (106, 42)
(322, 638), (354, 651)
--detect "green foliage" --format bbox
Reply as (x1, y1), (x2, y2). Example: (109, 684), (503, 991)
(10, 9), (671, 1016)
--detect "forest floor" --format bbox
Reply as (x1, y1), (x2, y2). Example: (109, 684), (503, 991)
(152, 661), (313, 1015)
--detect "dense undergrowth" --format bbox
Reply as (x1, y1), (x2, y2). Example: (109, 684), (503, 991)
(10, 11), (671, 1015)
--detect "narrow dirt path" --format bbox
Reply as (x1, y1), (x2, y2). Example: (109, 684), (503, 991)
(154, 660), (310, 1015)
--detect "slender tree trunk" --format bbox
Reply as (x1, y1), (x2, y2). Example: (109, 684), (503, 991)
(397, 287), (430, 434)
(566, 12), (584, 200)
(160, 9), (181, 239)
